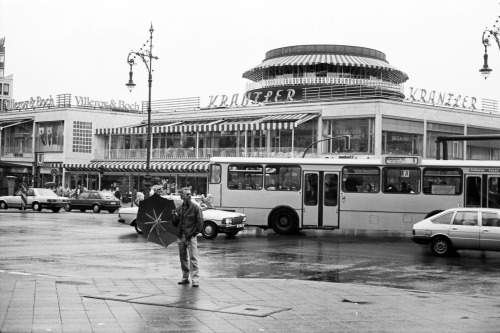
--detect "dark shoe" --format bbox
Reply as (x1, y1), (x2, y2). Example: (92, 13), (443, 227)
(192, 282), (199, 287)
(178, 280), (190, 285)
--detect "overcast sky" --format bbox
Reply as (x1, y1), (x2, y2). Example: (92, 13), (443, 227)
(1, 0), (499, 108)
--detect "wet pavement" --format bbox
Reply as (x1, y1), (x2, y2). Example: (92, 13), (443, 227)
(1, 210), (500, 332)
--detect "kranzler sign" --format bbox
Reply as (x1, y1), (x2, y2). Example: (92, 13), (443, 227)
(405, 87), (478, 110)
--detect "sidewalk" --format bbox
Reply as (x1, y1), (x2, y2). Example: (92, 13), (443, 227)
(1, 273), (499, 333)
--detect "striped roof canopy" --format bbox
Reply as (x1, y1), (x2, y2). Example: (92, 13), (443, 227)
(63, 161), (209, 172)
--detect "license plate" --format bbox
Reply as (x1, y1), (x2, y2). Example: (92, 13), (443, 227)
(237, 224), (244, 228)
(111, 202), (117, 205)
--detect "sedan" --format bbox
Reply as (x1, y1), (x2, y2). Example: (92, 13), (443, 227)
(118, 195), (247, 239)
(64, 191), (121, 213)
(412, 207), (500, 256)
(0, 188), (69, 212)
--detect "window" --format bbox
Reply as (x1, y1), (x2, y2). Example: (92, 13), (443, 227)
(227, 164), (263, 190)
(488, 177), (500, 208)
(209, 164), (221, 184)
(324, 118), (374, 154)
(2, 83), (8, 96)
(89, 193), (101, 200)
(382, 118), (424, 156)
(423, 168), (462, 195)
(36, 121), (64, 152)
(453, 211), (478, 226)
(264, 165), (301, 191)
(431, 211), (455, 224)
(72, 121), (92, 153)
(482, 212), (500, 227)
(342, 167), (380, 193)
(324, 174), (338, 206)
(304, 173), (318, 205)
(79, 192), (90, 199)
(382, 168), (420, 194)
(426, 122), (464, 159)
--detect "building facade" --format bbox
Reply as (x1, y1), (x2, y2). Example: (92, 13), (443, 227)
(1, 44), (499, 196)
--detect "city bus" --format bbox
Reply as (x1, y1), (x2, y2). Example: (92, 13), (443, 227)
(207, 156), (500, 235)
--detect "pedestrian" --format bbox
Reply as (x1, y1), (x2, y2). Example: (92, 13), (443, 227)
(172, 187), (203, 287)
(131, 187), (137, 207)
(56, 183), (63, 196)
(62, 184), (71, 197)
(135, 189), (144, 206)
(114, 187), (121, 201)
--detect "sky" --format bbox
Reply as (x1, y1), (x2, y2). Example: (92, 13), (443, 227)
(1, 0), (499, 109)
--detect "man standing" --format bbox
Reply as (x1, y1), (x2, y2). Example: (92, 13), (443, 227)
(172, 187), (203, 287)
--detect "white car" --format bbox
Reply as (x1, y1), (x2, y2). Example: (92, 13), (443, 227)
(0, 188), (69, 212)
(118, 195), (247, 239)
(412, 208), (500, 256)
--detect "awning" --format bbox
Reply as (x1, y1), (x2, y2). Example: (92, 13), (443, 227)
(243, 54), (408, 81)
(0, 118), (34, 130)
(95, 114), (319, 135)
(62, 161), (209, 173)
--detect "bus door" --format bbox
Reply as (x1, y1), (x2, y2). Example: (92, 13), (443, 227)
(465, 175), (483, 207)
(302, 171), (339, 228)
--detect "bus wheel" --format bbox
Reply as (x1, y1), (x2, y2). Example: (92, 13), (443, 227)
(425, 210), (443, 219)
(271, 208), (297, 235)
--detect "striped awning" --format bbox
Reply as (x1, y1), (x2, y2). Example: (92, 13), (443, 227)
(243, 54), (408, 81)
(95, 114), (319, 135)
(62, 161), (209, 172)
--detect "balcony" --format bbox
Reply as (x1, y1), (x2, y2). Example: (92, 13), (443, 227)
(94, 147), (319, 160)
(0, 145), (34, 158)
(246, 76), (404, 94)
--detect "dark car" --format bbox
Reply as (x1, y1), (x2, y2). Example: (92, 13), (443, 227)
(64, 191), (121, 213)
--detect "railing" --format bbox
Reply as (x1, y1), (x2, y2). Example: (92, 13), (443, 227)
(245, 76), (404, 94)
(94, 147), (319, 160)
(0, 146), (34, 158)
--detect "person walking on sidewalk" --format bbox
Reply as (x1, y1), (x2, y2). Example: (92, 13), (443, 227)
(172, 187), (203, 287)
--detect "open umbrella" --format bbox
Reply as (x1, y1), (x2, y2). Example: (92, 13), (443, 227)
(136, 194), (178, 248)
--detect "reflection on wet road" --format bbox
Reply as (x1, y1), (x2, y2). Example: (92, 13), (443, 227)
(1, 211), (499, 298)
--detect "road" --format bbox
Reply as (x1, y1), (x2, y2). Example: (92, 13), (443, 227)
(1, 210), (500, 298)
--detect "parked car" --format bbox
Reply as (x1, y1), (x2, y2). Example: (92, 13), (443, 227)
(412, 207), (500, 256)
(64, 191), (121, 213)
(0, 188), (69, 212)
(118, 194), (247, 239)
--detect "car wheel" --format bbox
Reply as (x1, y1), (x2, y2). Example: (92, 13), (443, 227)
(51, 207), (61, 213)
(224, 231), (239, 237)
(271, 208), (298, 235)
(431, 236), (453, 256)
(80, 209), (86, 212)
(32, 202), (42, 212)
(134, 221), (143, 234)
(108, 209), (116, 213)
(202, 222), (219, 239)
(64, 204), (72, 212)
(425, 210), (443, 219)
(92, 204), (101, 213)
(0, 201), (8, 210)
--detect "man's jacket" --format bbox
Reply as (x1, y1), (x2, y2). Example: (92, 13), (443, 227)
(172, 201), (203, 238)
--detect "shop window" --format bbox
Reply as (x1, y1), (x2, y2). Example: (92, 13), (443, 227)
(227, 164), (263, 190)
(324, 118), (374, 154)
(382, 168), (420, 194)
(426, 122), (464, 159)
(382, 131), (423, 156)
(264, 165), (301, 191)
(423, 168), (462, 195)
(72, 121), (92, 153)
(342, 167), (380, 193)
(36, 121), (64, 152)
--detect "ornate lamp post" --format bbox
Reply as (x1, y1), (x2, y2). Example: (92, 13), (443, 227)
(479, 13), (499, 79)
(126, 23), (158, 198)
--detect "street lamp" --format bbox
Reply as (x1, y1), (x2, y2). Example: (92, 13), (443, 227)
(479, 14), (499, 79)
(126, 23), (158, 199)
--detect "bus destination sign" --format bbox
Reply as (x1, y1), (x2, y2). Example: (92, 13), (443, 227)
(384, 157), (419, 165)
(469, 168), (500, 173)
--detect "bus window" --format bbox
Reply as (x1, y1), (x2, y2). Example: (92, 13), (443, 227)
(209, 164), (221, 184)
(382, 168), (420, 194)
(227, 164), (263, 190)
(488, 177), (500, 208)
(342, 167), (380, 193)
(324, 174), (338, 206)
(423, 168), (463, 195)
(304, 173), (318, 205)
(264, 165), (301, 191)
(466, 177), (481, 207)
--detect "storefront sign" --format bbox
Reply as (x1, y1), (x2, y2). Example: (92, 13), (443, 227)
(73, 96), (140, 111)
(208, 89), (296, 108)
(406, 87), (477, 110)
(10, 167), (30, 173)
(4, 96), (55, 110)
(36, 153), (44, 166)
(50, 168), (59, 176)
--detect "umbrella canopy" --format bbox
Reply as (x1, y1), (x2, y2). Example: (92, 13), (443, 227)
(136, 194), (178, 248)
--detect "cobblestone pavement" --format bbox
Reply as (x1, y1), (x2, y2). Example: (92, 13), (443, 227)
(1, 272), (499, 333)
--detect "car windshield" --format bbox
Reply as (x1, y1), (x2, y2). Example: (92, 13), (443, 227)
(36, 189), (58, 197)
(194, 197), (214, 210)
